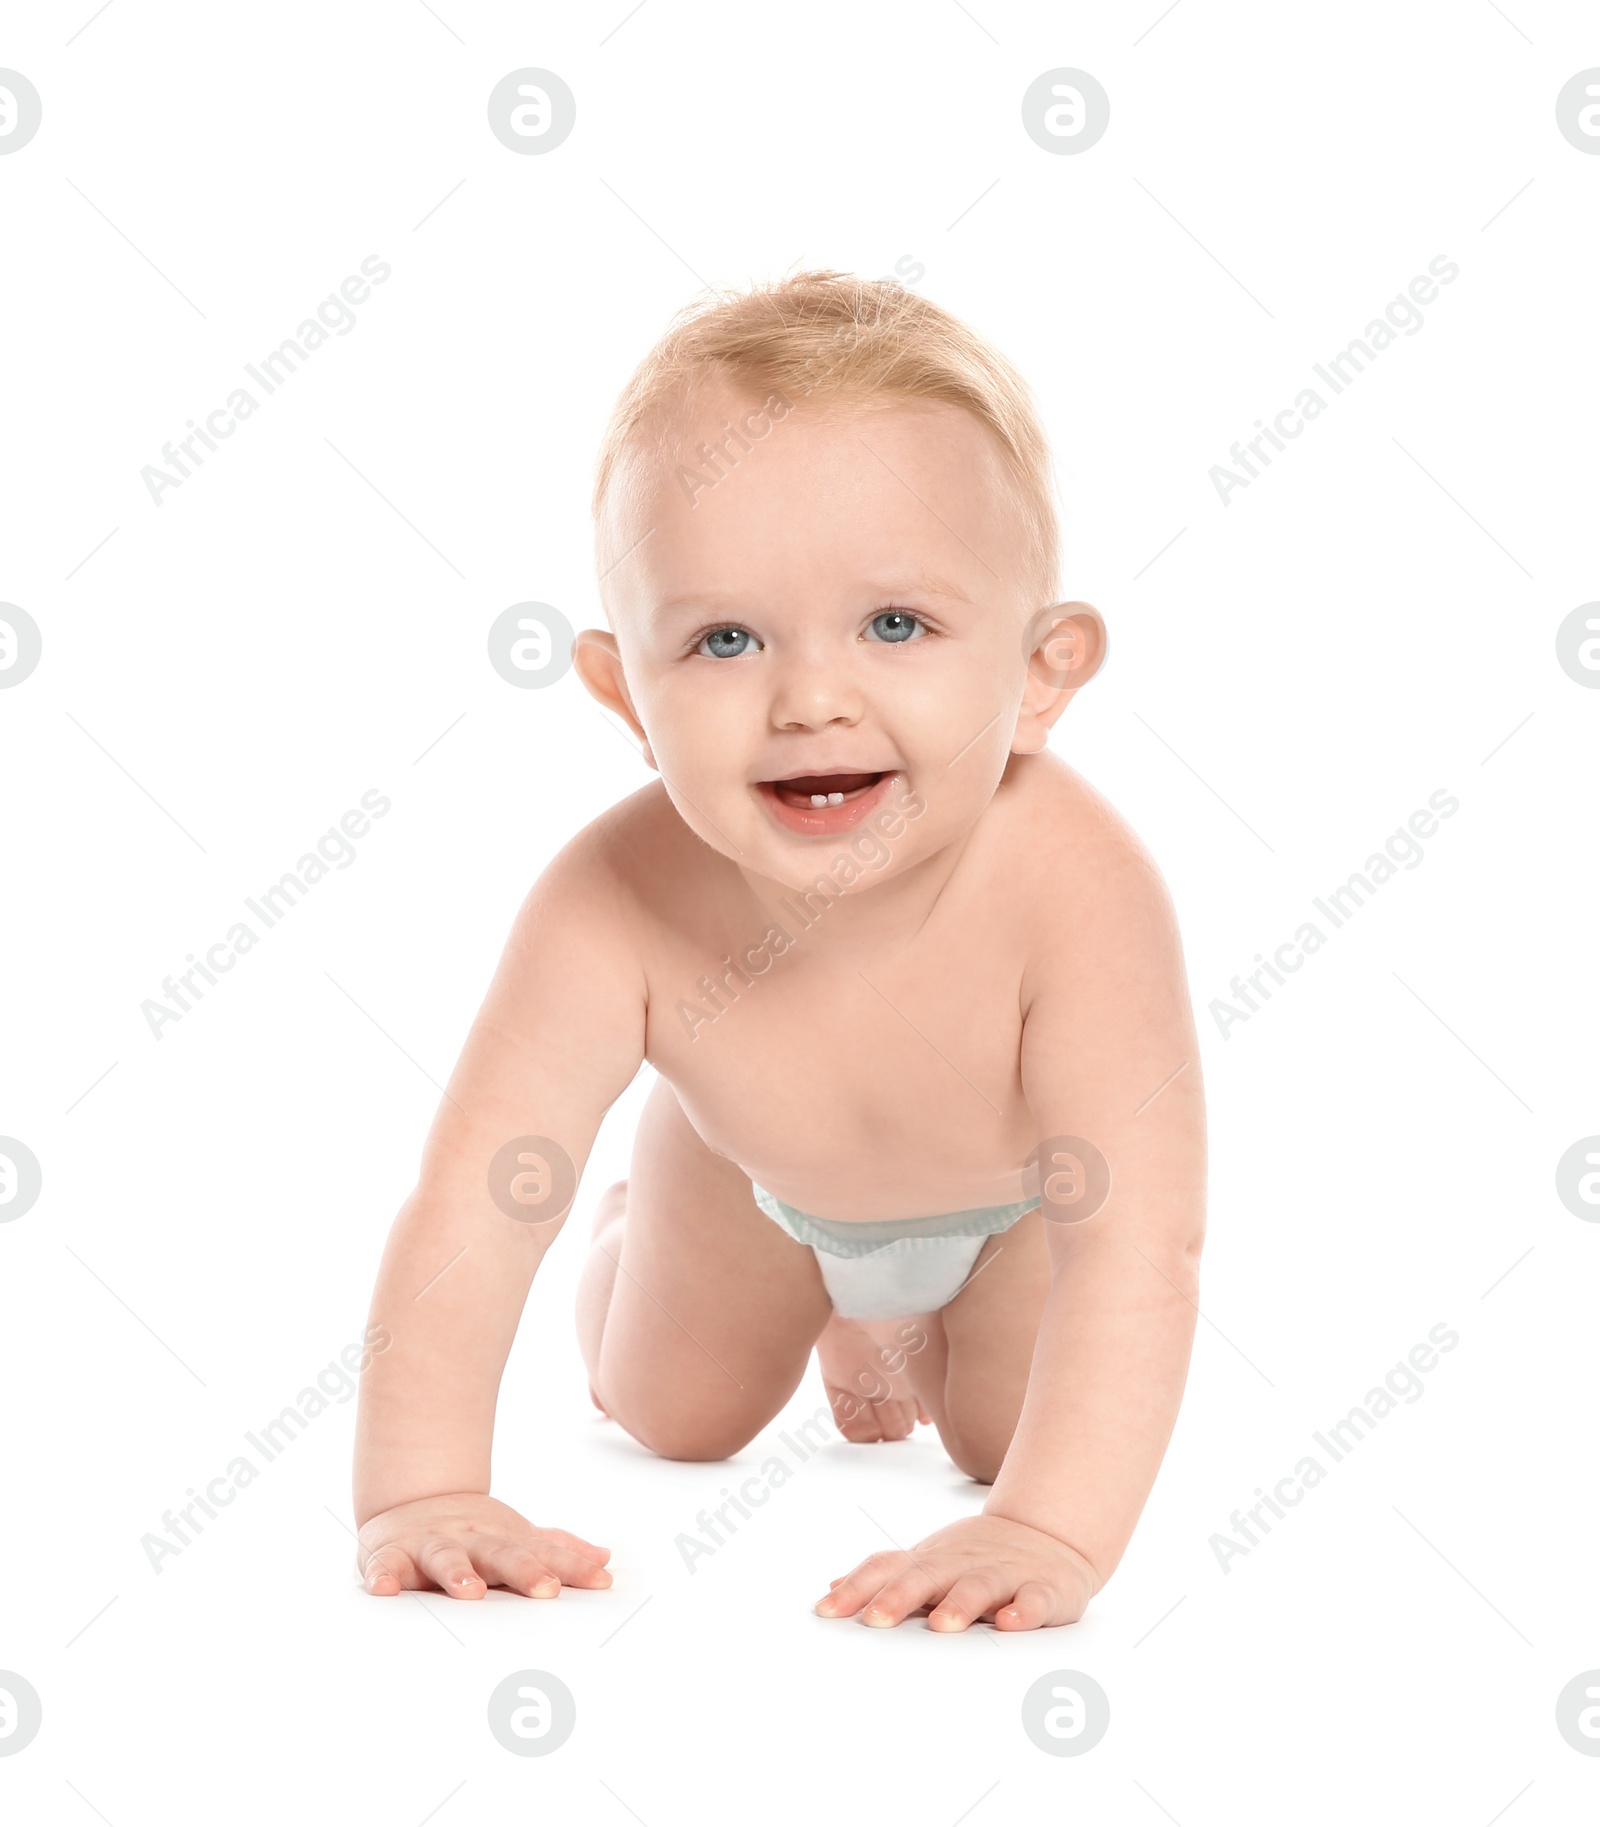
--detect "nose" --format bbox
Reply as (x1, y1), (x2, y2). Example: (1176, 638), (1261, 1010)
(767, 644), (864, 733)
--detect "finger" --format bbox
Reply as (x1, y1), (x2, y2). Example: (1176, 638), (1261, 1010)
(358, 1541), (416, 1596)
(413, 1536), (489, 1599)
(470, 1537), (564, 1598)
(535, 1527), (612, 1565)
(519, 1541), (615, 1589)
(814, 1551), (898, 1617)
(994, 1580), (1062, 1631)
(928, 1573), (1011, 1632)
(859, 1565), (942, 1628)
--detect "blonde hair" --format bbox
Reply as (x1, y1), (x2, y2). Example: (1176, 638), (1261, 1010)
(591, 269), (1060, 606)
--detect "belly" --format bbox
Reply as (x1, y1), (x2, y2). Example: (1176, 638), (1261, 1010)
(649, 968), (1038, 1222)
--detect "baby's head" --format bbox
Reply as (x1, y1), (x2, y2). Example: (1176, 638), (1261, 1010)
(575, 270), (1104, 890)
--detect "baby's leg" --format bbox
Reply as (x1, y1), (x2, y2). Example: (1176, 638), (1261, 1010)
(914, 1210), (1053, 1484)
(575, 1075), (831, 1460)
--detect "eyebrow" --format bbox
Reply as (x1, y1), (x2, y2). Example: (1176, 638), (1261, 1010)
(889, 568), (974, 604)
(649, 570), (974, 621)
(649, 592), (741, 621)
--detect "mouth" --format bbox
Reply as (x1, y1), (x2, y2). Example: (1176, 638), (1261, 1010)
(767, 770), (885, 809)
(755, 769), (900, 836)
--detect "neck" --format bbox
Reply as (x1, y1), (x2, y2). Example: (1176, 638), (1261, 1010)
(739, 822), (977, 961)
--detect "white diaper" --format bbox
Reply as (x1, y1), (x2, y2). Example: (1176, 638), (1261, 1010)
(749, 1184), (1039, 1321)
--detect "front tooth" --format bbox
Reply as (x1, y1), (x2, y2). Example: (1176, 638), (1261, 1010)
(826, 792), (844, 805)
(810, 793), (828, 808)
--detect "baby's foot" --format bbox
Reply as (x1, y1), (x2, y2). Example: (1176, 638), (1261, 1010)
(591, 1180), (629, 1235)
(816, 1313), (929, 1443)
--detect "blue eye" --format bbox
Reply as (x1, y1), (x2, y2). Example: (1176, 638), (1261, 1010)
(698, 626), (758, 658)
(865, 610), (923, 644)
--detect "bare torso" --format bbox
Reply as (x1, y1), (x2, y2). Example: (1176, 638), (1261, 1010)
(599, 750), (1136, 1222)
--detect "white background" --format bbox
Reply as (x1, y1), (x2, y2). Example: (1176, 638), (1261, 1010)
(2, 0), (1598, 1819)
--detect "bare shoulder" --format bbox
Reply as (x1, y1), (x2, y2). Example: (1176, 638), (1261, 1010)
(990, 752), (1184, 986)
(518, 780), (705, 922)
(996, 751), (1174, 914)
(501, 779), (736, 979)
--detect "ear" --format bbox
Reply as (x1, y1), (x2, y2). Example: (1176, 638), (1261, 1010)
(1012, 603), (1108, 754)
(573, 629), (657, 771)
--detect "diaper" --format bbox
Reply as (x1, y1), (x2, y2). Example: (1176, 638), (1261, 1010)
(750, 1184), (1040, 1321)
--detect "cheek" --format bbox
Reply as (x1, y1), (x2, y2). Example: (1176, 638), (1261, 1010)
(644, 675), (759, 775)
(912, 664), (1020, 766)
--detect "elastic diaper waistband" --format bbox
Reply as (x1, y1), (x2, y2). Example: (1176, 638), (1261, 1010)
(750, 1184), (1040, 1258)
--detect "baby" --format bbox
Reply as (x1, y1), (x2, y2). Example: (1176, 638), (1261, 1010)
(352, 271), (1206, 1632)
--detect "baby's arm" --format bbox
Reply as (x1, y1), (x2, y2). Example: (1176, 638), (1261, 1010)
(979, 843), (1205, 1606)
(352, 824), (646, 1599)
(818, 829), (1205, 1631)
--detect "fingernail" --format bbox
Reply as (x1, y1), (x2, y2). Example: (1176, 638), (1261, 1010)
(863, 1608), (893, 1627)
(813, 1598), (837, 1616)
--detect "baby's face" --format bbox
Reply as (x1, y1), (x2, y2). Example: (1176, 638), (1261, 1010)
(588, 384), (1046, 892)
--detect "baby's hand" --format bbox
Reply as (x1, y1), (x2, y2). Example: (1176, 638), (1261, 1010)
(356, 1493), (612, 1600)
(814, 1513), (1098, 1632)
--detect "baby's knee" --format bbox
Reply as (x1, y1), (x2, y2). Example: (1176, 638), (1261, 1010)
(946, 1436), (1006, 1485)
(617, 1404), (755, 1464)
(940, 1400), (1020, 1486)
